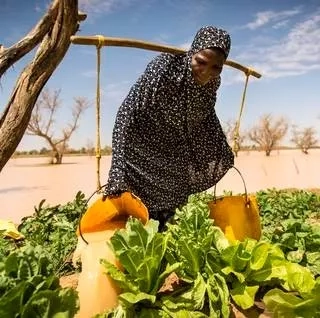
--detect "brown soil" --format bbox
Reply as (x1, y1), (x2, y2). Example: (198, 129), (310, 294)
(59, 273), (79, 289)
(230, 302), (273, 318)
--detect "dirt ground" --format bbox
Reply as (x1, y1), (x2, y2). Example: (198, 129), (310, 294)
(1, 149), (320, 224)
(59, 273), (79, 289)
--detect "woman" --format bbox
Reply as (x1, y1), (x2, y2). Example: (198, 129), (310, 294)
(103, 26), (234, 230)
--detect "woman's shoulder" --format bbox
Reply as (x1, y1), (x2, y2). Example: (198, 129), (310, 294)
(144, 53), (186, 77)
(148, 52), (181, 66)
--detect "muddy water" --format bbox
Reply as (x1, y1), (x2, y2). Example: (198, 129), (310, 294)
(73, 229), (124, 318)
(0, 156), (112, 223)
(1, 150), (320, 224)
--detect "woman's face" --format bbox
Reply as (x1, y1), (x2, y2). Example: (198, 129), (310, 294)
(191, 48), (226, 85)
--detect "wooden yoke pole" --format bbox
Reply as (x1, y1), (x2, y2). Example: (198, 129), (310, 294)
(70, 35), (262, 79)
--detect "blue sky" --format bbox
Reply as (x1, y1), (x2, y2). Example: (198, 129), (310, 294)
(0, 0), (319, 151)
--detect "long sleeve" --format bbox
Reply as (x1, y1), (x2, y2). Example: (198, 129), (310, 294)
(104, 54), (175, 196)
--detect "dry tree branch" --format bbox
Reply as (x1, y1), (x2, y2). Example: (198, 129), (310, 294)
(0, 0), (85, 171)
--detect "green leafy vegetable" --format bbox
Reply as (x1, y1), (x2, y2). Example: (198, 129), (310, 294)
(0, 246), (79, 318)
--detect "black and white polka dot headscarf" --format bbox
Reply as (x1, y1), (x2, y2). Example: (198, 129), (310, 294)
(190, 26), (231, 57)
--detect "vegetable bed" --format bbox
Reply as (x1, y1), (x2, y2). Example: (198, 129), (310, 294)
(0, 189), (319, 317)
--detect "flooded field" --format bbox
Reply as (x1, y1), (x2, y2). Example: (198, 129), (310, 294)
(1, 150), (319, 224)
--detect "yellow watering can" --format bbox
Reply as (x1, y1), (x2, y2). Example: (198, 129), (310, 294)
(77, 191), (149, 237)
(208, 166), (261, 242)
(74, 191), (148, 318)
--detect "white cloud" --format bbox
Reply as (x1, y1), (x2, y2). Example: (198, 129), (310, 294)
(81, 70), (96, 78)
(243, 8), (301, 30)
(79, 0), (135, 15)
(221, 68), (245, 86)
(34, 5), (42, 13)
(103, 81), (131, 101)
(272, 19), (289, 29)
(235, 11), (320, 80)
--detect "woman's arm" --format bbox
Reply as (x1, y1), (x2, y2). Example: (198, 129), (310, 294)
(104, 53), (174, 196)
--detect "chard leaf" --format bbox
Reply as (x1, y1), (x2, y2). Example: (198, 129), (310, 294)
(161, 295), (196, 312)
(247, 258), (288, 283)
(109, 219), (167, 293)
(190, 273), (207, 310)
(101, 260), (139, 293)
(222, 239), (257, 277)
(205, 250), (225, 275)
(282, 219), (301, 231)
(138, 307), (170, 317)
(119, 292), (156, 307)
(174, 239), (203, 277)
(161, 273), (206, 311)
(247, 244), (287, 284)
(306, 251), (320, 264)
(306, 252), (320, 275)
(279, 232), (297, 250)
(4, 252), (19, 277)
(0, 281), (29, 317)
(172, 310), (208, 318)
(110, 219), (151, 274)
(211, 227), (230, 252)
(21, 288), (79, 318)
(263, 288), (320, 318)
(221, 266), (245, 283)
(250, 242), (270, 270)
(243, 239), (258, 254)
(267, 243), (286, 259)
(151, 262), (182, 295)
(136, 233), (169, 292)
(234, 249), (252, 271)
(33, 275), (60, 293)
(221, 243), (250, 272)
(166, 200), (217, 279)
(206, 273), (230, 318)
(18, 259), (33, 280)
(95, 305), (129, 318)
(287, 250), (304, 263)
(310, 278), (320, 298)
(230, 282), (259, 310)
(282, 263), (315, 295)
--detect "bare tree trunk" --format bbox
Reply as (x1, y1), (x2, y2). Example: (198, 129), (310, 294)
(0, 0), (83, 172)
(53, 151), (63, 164)
(56, 153), (63, 164)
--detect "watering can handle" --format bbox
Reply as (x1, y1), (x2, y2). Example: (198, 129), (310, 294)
(213, 166), (249, 204)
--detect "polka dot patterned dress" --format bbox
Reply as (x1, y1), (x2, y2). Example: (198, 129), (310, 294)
(104, 26), (234, 223)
